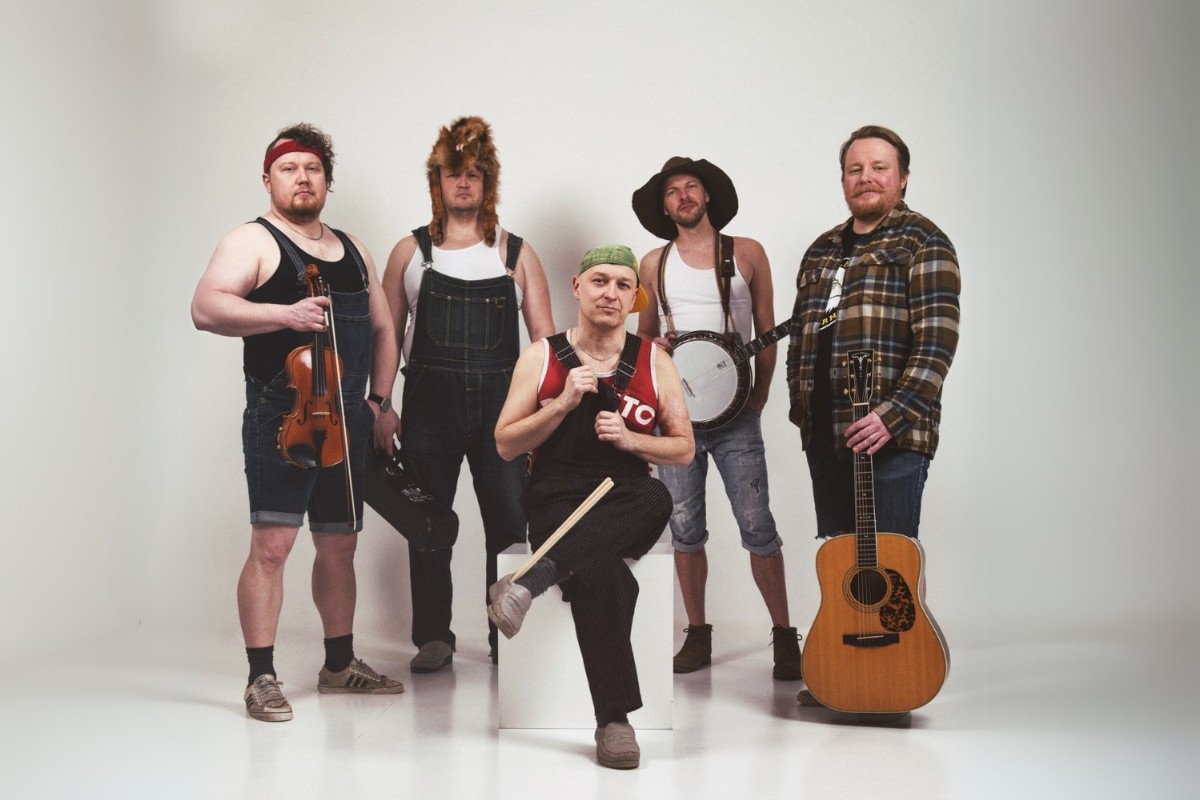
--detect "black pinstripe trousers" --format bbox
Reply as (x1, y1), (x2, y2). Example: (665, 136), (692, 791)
(522, 474), (672, 716)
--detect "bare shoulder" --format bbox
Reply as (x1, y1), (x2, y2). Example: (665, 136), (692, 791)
(732, 235), (767, 261)
(652, 340), (681, 380)
(511, 336), (549, 384)
(385, 234), (419, 273)
(203, 221), (279, 289)
(640, 244), (667, 271)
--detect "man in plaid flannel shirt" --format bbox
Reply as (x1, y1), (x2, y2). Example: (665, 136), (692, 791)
(786, 125), (960, 542)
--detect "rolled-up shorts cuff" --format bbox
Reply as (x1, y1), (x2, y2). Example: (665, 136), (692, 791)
(744, 534), (784, 557)
(671, 530), (708, 554)
(311, 519), (363, 534)
(250, 510), (305, 528)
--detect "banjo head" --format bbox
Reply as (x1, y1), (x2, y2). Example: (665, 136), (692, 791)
(669, 331), (751, 431)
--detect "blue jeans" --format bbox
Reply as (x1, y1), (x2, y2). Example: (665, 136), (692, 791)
(804, 441), (929, 538)
(659, 409), (782, 556)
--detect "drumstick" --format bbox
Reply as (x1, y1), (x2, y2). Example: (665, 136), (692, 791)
(511, 477), (614, 581)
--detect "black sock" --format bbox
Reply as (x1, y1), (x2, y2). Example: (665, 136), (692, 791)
(596, 708), (629, 727)
(247, 646), (275, 685)
(324, 633), (354, 673)
(515, 557), (564, 599)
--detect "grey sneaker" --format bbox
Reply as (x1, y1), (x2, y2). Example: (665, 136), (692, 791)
(244, 674), (292, 722)
(410, 640), (454, 674)
(317, 657), (404, 694)
(594, 721), (640, 769)
(487, 574), (532, 639)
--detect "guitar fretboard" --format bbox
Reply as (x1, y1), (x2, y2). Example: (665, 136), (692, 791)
(847, 350), (879, 569)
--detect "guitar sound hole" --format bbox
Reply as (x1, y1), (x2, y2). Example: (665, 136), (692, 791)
(848, 569), (888, 606)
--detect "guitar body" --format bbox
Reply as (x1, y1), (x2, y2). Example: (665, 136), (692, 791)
(803, 531), (948, 713)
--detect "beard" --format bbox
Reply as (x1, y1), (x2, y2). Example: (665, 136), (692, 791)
(668, 200), (707, 230)
(278, 192), (324, 224)
(846, 187), (898, 223)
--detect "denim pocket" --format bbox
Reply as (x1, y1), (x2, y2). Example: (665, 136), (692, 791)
(424, 291), (506, 351)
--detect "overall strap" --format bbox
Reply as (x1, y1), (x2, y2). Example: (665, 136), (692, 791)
(547, 332), (641, 410)
(613, 332), (641, 394)
(412, 226), (434, 268)
(330, 228), (369, 287)
(255, 217), (310, 278)
(657, 240), (678, 336)
(504, 233), (523, 277)
(716, 233), (736, 340)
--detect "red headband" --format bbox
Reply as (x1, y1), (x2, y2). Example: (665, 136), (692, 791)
(263, 141), (325, 175)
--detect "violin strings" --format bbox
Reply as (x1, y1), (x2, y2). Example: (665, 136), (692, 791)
(325, 291), (357, 530)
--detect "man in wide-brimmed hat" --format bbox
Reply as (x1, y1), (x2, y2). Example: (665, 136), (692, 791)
(632, 156), (802, 681)
(381, 116), (555, 673)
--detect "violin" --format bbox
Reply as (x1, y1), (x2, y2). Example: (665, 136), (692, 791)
(278, 264), (350, 469)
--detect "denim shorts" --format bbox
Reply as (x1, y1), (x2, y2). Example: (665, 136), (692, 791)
(658, 409), (782, 556)
(242, 371), (371, 533)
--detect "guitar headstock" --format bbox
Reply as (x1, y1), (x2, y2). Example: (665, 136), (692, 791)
(845, 349), (876, 406)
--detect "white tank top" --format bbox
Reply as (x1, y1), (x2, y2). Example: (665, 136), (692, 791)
(401, 229), (524, 361)
(659, 243), (752, 341)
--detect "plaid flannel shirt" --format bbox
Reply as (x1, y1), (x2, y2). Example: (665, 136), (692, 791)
(786, 202), (960, 457)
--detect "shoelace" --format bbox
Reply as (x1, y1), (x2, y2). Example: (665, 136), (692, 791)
(769, 629), (802, 646)
(346, 660), (383, 683)
(251, 677), (285, 704)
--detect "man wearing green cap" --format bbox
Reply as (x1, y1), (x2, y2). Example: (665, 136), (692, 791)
(489, 245), (693, 769)
(632, 156), (801, 681)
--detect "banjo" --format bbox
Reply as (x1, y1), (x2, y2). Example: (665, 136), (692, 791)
(670, 320), (790, 430)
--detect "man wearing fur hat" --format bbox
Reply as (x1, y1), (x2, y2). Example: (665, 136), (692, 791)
(632, 157), (802, 681)
(489, 244), (693, 768)
(381, 116), (554, 672)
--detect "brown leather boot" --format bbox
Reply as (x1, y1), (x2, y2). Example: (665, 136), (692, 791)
(673, 624), (713, 673)
(772, 625), (803, 681)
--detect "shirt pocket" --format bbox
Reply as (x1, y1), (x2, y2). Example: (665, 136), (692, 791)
(848, 248), (911, 309)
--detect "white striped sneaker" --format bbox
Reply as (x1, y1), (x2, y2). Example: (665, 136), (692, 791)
(317, 657), (404, 694)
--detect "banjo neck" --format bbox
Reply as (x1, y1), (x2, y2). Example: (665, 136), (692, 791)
(725, 320), (791, 365)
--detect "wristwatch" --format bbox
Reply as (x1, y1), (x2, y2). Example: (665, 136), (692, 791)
(367, 392), (392, 413)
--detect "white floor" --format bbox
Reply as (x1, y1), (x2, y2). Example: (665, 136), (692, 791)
(1, 621), (1192, 800)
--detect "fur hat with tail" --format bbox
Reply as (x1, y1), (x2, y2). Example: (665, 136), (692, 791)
(426, 116), (501, 246)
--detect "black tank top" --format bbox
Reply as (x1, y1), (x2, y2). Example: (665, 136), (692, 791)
(242, 221), (366, 383)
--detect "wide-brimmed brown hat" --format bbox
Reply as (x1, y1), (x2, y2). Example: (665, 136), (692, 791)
(632, 156), (738, 240)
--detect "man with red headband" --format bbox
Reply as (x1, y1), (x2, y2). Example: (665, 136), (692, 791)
(192, 122), (404, 722)
(381, 116), (554, 672)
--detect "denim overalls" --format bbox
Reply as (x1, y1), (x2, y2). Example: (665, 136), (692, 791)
(401, 249), (529, 653)
(242, 222), (373, 533)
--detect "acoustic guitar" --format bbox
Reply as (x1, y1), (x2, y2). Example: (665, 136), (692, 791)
(802, 349), (949, 713)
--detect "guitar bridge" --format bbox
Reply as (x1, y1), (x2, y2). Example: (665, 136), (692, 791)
(842, 633), (899, 648)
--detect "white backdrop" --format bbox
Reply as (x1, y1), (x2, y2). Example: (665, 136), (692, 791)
(2, 0), (1194, 667)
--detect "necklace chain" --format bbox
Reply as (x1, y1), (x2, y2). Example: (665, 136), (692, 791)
(571, 329), (620, 361)
(275, 214), (324, 241)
